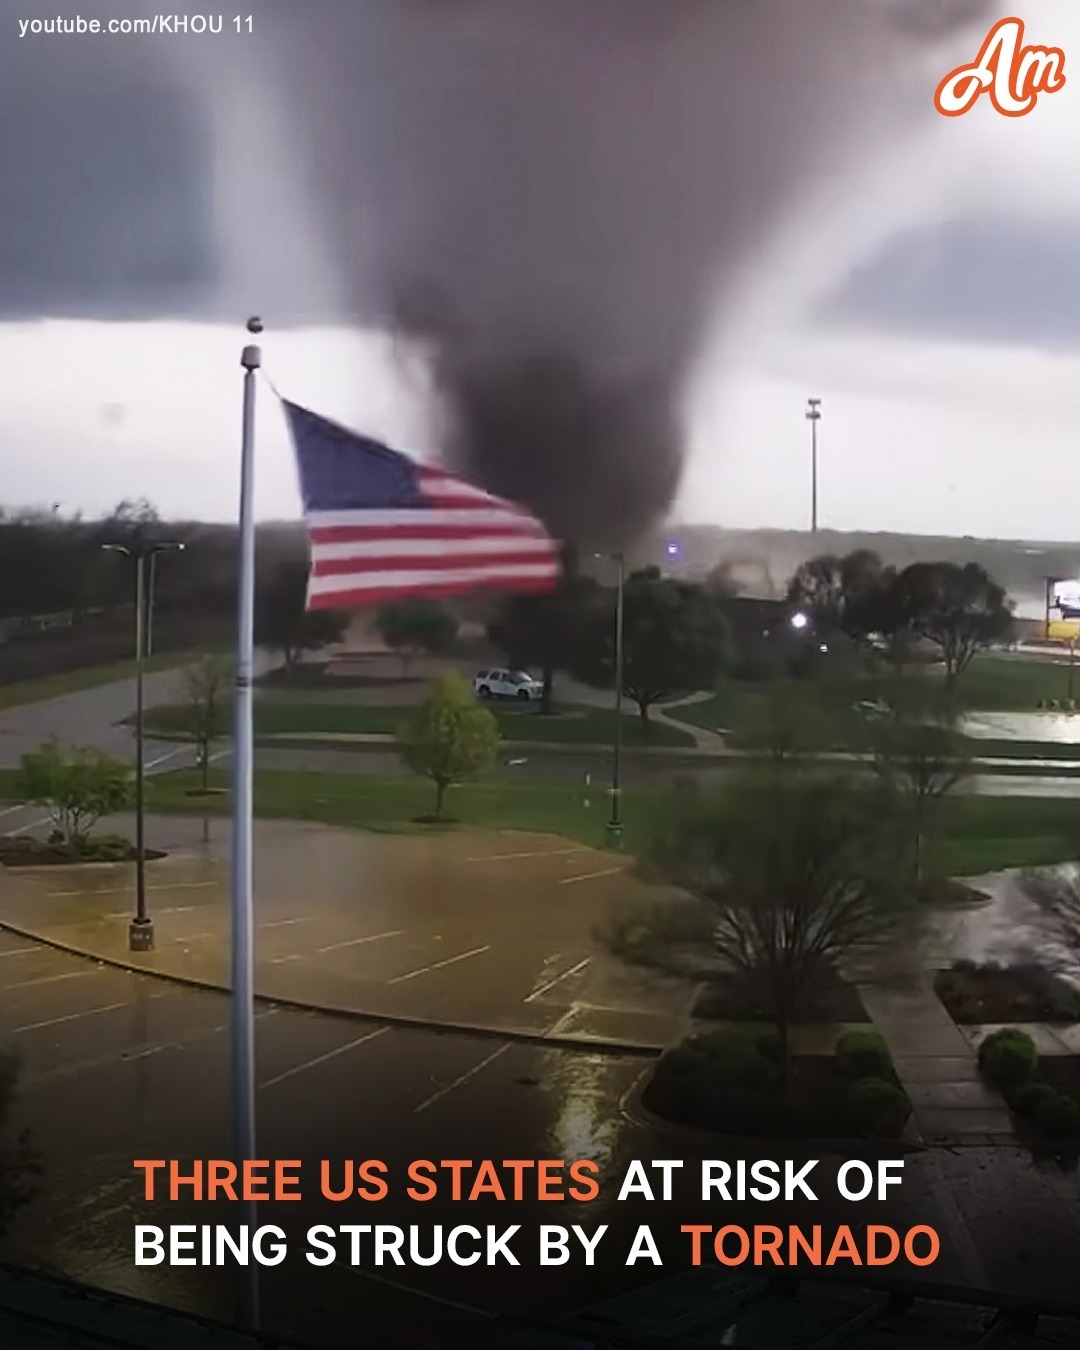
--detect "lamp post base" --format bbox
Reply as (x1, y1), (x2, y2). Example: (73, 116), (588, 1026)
(605, 821), (624, 850)
(129, 918), (155, 953)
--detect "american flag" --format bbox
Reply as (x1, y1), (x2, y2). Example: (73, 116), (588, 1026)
(283, 402), (562, 609)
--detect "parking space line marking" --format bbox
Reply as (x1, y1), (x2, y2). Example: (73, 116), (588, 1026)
(171, 933), (214, 944)
(51, 882), (214, 899)
(269, 954), (303, 965)
(14, 1001), (129, 1034)
(559, 866), (625, 886)
(388, 944), (490, 985)
(4, 813), (51, 836)
(317, 930), (404, 954)
(260, 1027), (390, 1088)
(261, 917), (316, 930)
(0, 805), (27, 821)
(462, 847), (588, 863)
(105, 905), (197, 918)
(524, 958), (590, 1004)
(146, 747), (189, 769)
(0, 946), (39, 959)
(6, 969), (97, 991)
(542, 1009), (578, 1037)
(414, 1044), (511, 1114)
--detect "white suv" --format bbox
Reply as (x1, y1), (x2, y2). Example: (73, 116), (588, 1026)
(474, 669), (543, 701)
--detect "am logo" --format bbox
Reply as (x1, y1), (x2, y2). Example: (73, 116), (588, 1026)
(935, 16), (1066, 117)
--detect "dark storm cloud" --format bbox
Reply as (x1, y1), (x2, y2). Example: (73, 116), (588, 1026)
(268, 0), (993, 544)
(0, 3), (222, 317)
(5, 0), (991, 540)
(823, 220), (1080, 349)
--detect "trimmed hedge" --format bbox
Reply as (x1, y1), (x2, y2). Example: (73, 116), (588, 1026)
(977, 1028), (1037, 1090)
(835, 1030), (892, 1080)
(848, 1077), (911, 1139)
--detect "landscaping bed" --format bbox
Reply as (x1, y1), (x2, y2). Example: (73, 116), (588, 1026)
(642, 1028), (911, 1140)
(935, 961), (1080, 1024)
(977, 1029), (1080, 1158)
(693, 972), (868, 1024)
(0, 835), (165, 867)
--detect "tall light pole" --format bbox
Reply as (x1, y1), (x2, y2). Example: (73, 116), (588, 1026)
(595, 551), (625, 848)
(806, 397), (822, 534)
(102, 540), (185, 952)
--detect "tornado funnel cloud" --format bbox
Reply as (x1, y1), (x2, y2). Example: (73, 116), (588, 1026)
(271, 0), (991, 548)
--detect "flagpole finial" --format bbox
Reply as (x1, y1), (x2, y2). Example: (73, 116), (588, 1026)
(242, 316), (262, 372)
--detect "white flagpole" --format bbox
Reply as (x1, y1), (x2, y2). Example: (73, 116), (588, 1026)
(232, 319), (262, 1329)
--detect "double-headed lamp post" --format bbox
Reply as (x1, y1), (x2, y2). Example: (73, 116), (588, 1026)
(103, 540), (185, 952)
(594, 551), (626, 848)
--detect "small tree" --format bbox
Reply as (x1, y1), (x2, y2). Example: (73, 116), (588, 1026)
(869, 686), (971, 886)
(397, 674), (500, 819)
(375, 601), (460, 671)
(898, 561), (1014, 690)
(573, 568), (728, 725)
(737, 682), (819, 764)
(183, 654), (233, 790)
(255, 559), (349, 672)
(656, 769), (906, 1082)
(15, 740), (133, 848)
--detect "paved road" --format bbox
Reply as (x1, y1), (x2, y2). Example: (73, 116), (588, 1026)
(4, 668), (1080, 799)
(5, 931), (1080, 1347)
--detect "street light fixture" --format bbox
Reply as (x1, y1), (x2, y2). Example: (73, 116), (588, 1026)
(594, 551), (626, 848)
(806, 397), (822, 534)
(102, 540), (185, 952)
(790, 611), (810, 632)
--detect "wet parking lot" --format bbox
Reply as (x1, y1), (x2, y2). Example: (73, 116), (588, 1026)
(0, 815), (694, 1046)
(6, 925), (1080, 1345)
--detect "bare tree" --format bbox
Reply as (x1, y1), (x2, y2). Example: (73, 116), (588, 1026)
(1022, 865), (1080, 951)
(869, 686), (970, 886)
(183, 654), (233, 790)
(660, 769), (907, 1082)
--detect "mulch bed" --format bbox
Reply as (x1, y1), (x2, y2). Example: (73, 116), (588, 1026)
(0, 840), (166, 868)
(643, 1051), (908, 1140)
(693, 974), (868, 1024)
(935, 965), (1080, 1024)
(1037, 1057), (1080, 1099)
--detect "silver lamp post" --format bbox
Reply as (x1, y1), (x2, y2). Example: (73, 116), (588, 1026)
(102, 540), (185, 951)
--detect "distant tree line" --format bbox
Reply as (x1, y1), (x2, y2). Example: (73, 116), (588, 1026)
(785, 549), (1015, 687)
(0, 500), (308, 626)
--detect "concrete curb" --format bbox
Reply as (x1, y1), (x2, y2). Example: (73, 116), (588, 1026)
(0, 916), (664, 1059)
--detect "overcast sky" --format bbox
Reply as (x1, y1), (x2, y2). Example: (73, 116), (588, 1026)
(4, 0), (1079, 541)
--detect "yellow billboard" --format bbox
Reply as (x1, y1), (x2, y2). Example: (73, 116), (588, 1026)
(1047, 620), (1080, 641)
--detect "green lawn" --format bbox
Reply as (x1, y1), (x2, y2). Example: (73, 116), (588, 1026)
(671, 655), (1080, 744)
(145, 768), (663, 851)
(0, 764), (1067, 876)
(141, 698), (696, 749)
(0, 650), (194, 713)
